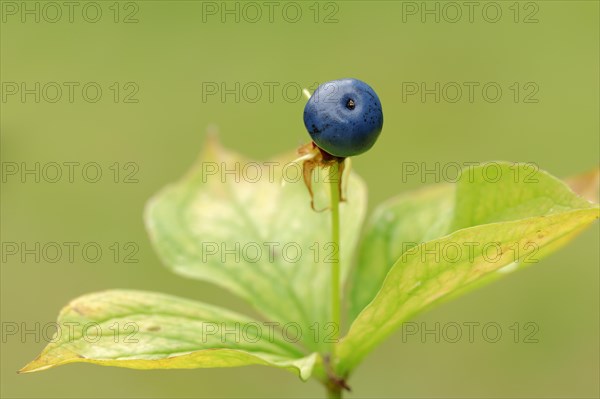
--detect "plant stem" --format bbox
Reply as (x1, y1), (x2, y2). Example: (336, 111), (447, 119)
(327, 382), (342, 399)
(329, 161), (341, 366)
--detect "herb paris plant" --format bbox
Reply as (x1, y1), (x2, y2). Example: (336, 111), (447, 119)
(21, 79), (599, 399)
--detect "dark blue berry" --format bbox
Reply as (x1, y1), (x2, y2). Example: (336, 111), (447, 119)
(303, 78), (383, 157)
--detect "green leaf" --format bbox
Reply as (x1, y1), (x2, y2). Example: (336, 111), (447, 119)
(144, 135), (367, 352)
(20, 290), (318, 380)
(341, 163), (598, 375)
(348, 183), (454, 321)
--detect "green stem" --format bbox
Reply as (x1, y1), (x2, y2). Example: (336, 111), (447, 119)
(329, 161), (341, 352)
(327, 161), (342, 398)
(327, 383), (342, 399)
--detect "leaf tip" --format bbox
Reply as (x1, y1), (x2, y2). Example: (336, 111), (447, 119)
(18, 347), (82, 374)
(18, 356), (51, 374)
(566, 166), (600, 204)
(204, 124), (223, 155)
(206, 123), (220, 139)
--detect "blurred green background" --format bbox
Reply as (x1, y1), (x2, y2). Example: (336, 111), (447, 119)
(1, 1), (598, 397)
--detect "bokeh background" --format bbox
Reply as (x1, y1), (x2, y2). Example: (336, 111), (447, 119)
(1, 1), (598, 398)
